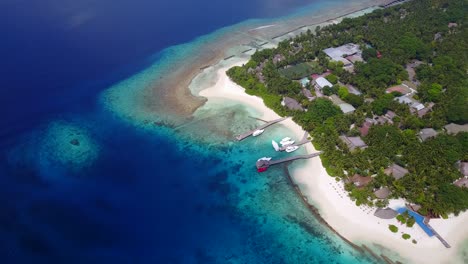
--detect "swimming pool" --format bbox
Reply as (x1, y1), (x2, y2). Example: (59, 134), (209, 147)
(397, 208), (434, 236)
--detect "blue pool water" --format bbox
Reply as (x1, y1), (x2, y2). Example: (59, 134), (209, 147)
(0, 0), (386, 263)
(396, 208), (434, 237)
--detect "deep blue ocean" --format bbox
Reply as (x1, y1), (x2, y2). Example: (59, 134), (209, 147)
(1, 1), (379, 263)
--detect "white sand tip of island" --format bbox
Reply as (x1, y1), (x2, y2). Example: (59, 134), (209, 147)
(197, 59), (468, 264)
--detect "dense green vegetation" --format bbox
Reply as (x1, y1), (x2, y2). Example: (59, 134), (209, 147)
(402, 233), (411, 240)
(279, 62), (322, 79)
(227, 0), (468, 217)
(389, 225), (398, 233)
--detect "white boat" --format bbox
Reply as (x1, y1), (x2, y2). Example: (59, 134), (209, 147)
(272, 140), (280, 151)
(280, 137), (291, 144)
(253, 129), (264, 137)
(257, 157), (272, 162)
(280, 140), (295, 146)
(285, 146), (299, 153)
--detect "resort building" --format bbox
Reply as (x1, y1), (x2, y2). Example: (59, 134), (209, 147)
(417, 102), (434, 117)
(385, 84), (412, 95)
(359, 120), (372, 137)
(454, 178), (468, 188)
(444, 123), (468, 135)
(350, 174), (372, 187)
(453, 162), (468, 187)
(374, 208), (398, 219)
(281, 97), (304, 111)
(385, 110), (397, 121)
(302, 89), (315, 101)
(300, 77), (310, 87)
(459, 162), (468, 176)
(323, 43), (361, 62)
(314, 77), (333, 90)
(339, 103), (355, 114)
(339, 135), (367, 151)
(394, 96), (425, 113)
(345, 84), (362, 95)
(329, 95), (355, 114)
(384, 164), (409, 180)
(419, 128), (438, 141)
(374, 187), (391, 199)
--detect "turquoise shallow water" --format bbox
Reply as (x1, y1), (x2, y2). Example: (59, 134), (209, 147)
(0, 0), (396, 263)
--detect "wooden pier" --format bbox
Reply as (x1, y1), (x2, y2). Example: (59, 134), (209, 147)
(424, 218), (451, 248)
(256, 152), (322, 172)
(235, 117), (288, 141)
(278, 131), (310, 151)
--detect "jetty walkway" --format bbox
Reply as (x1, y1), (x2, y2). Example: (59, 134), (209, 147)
(235, 117), (288, 141)
(424, 219), (451, 248)
(256, 152), (322, 171)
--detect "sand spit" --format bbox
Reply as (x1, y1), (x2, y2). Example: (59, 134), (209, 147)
(103, 0), (391, 128)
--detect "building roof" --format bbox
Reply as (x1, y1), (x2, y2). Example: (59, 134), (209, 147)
(345, 54), (364, 64)
(302, 88), (314, 99)
(460, 162), (468, 176)
(282, 97), (304, 111)
(333, 57), (352, 66)
(385, 111), (396, 119)
(417, 102), (434, 117)
(454, 177), (468, 188)
(323, 43), (361, 59)
(384, 164), (409, 180)
(360, 121), (372, 137)
(411, 102), (425, 111)
(350, 174), (372, 187)
(386, 85), (411, 95)
(339, 103), (355, 114)
(345, 84), (362, 95)
(340, 136), (367, 151)
(419, 128), (437, 141)
(395, 96), (413, 105)
(374, 187), (391, 199)
(300, 77), (310, 87)
(374, 208), (398, 219)
(444, 123), (468, 135)
(315, 77), (333, 89)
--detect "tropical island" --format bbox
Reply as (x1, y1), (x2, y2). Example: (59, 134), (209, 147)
(223, 0), (467, 260)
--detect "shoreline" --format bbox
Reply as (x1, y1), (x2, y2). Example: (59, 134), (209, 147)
(196, 60), (468, 263)
(103, 0), (394, 128)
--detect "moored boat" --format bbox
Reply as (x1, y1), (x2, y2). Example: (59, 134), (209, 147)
(253, 129), (264, 136)
(285, 145), (299, 153)
(280, 137), (291, 144)
(272, 140), (280, 151)
(257, 157), (272, 162)
(280, 140), (295, 146)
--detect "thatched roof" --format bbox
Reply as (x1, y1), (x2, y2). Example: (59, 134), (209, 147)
(384, 164), (409, 180)
(282, 97), (303, 111)
(454, 177), (468, 188)
(350, 174), (372, 187)
(419, 128), (437, 141)
(374, 187), (391, 199)
(445, 123), (468, 135)
(460, 162), (468, 176)
(374, 208), (398, 219)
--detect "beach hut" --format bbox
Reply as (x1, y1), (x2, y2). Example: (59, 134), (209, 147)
(419, 128), (437, 141)
(350, 174), (372, 187)
(384, 164), (409, 180)
(374, 187), (391, 199)
(281, 97), (304, 111)
(374, 208), (398, 219)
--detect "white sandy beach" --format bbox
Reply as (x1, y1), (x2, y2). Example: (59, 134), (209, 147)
(198, 60), (468, 264)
